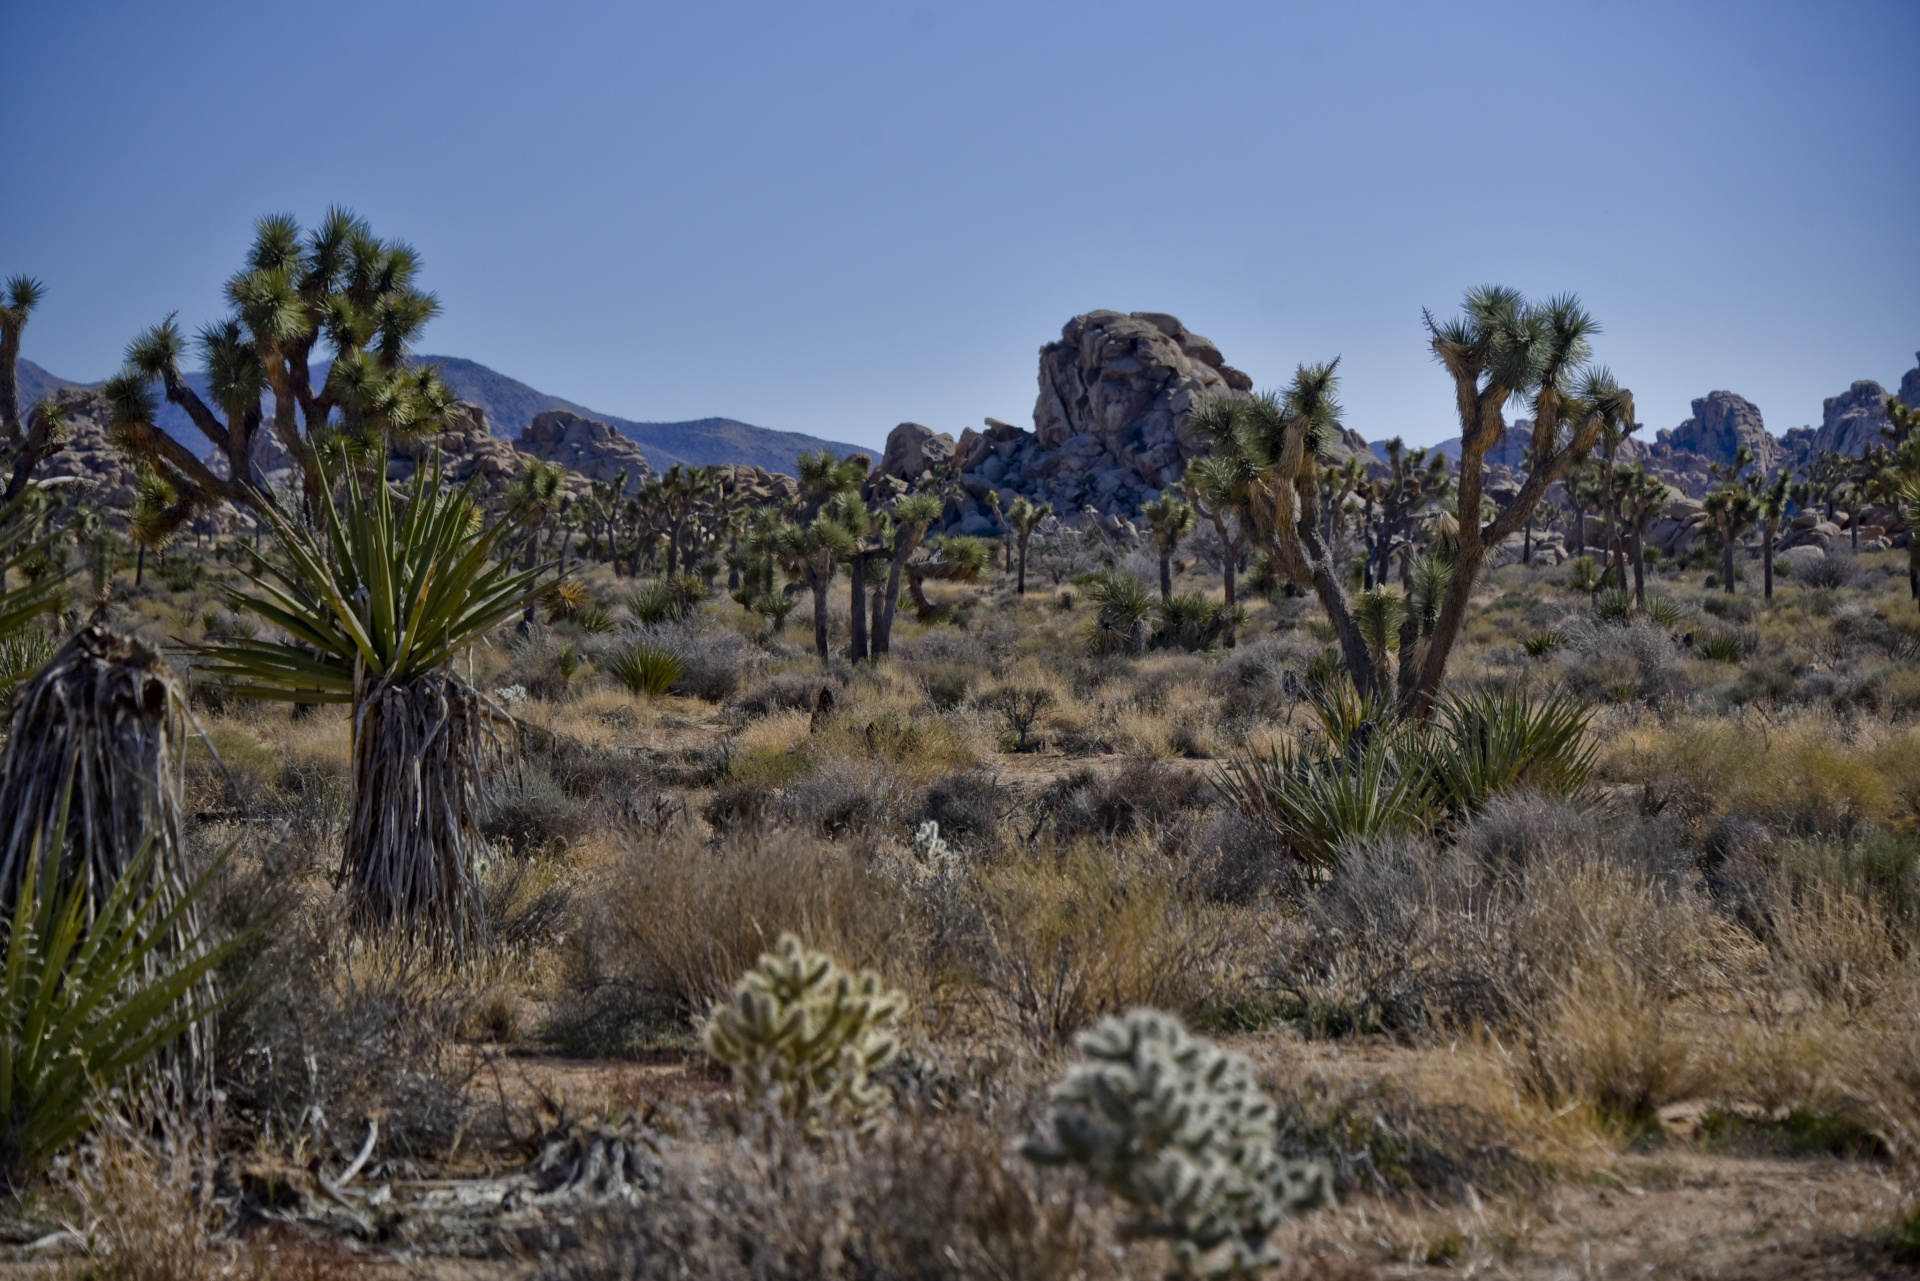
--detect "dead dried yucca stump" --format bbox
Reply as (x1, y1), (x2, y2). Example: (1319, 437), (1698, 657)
(0, 623), (215, 1080)
(0, 625), (189, 914)
(347, 671), (510, 952)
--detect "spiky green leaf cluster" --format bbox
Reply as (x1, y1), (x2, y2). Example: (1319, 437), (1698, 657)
(0, 828), (241, 1188)
(702, 934), (905, 1126)
(604, 642), (685, 698)
(199, 456), (545, 701)
(1025, 1009), (1330, 1277)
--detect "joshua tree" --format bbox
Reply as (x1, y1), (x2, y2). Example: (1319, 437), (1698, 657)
(1142, 493), (1196, 602)
(1317, 455), (1367, 547)
(777, 512), (857, 661)
(904, 535), (995, 621)
(1187, 363), (1382, 695)
(1404, 288), (1631, 716)
(1004, 496), (1052, 596)
(1355, 438), (1449, 589)
(505, 459), (567, 569)
(0, 277), (70, 502)
(200, 458), (547, 948)
(1182, 455), (1248, 612)
(1703, 483), (1759, 595)
(872, 491), (942, 656)
(127, 469), (193, 588)
(106, 209), (454, 516)
(1757, 469), (1792, 602)
(1615, 463), (1671, 606)
(827, 489), (879, 663)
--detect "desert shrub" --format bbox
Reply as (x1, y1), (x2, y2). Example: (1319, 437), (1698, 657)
(216, 913), (478, 1160)
(971, 843), (1231, 1045)
(604, 641), (686, 697)
(914, 767), (1012, 853)
(728, 669), (835, 722)
(1701, 591), (1752, 621)
(647, 620), (751, 701)
(702, 934), (905, 1126)
(780, 756), (906, 837)
(483, 760), (591, 854)
(981, 684), (1055, 752)
(1521, 628), (1567, 657)
(1024, 1009), (1330, 1277)
(1730, 654), (1801, 704)
(1591, 588), (1634, 624)
(553, 825), (917, 1052)
(1271, 1075), (1534, 1201)
(1557, 620), (1688, 705)
(916, 660), (974, 710)
(1798, 551), (1858, 591)
(1219, 734), (1430, 872)
(1039, 758), (1217, 844)
(550, 1091), (1122, 1281)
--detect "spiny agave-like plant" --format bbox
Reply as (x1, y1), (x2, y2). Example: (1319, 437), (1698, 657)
(1025, 1009), (1330, 1277)
(702, 933), (905, 1127)
(199, 455), (547, 949)
(1086, 568), (1154, 656)
(604, 641), (685, 697)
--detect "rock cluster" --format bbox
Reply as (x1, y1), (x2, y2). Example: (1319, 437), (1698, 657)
(32, 390), (141, 522)
(1653, 391), (1779, 476)
(518, 410), (654, 492)
(877, 311), (1261, 532)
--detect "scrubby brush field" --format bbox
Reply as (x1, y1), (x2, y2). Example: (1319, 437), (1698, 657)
(6, 524), (1917, 1280)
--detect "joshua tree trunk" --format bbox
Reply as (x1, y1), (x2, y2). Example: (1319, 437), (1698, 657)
(1522, 515), (1532, 566)
(1015, 534), (1031, 595)
(1762, 520), (1776, 601)
(1723, 537), (1737, 594)
(1632, 532), (1647, 606)
(848, 551), (869, 663)
(1158, 548), (1173, 602)
(809, 566), (831, 661)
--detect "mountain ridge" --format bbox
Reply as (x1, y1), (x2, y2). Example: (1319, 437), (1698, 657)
(14, 355), (863, 477)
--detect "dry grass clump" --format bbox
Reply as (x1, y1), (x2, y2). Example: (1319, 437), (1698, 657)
(548, 1090), (1124, 1281)
(554, 823), (921, 1053)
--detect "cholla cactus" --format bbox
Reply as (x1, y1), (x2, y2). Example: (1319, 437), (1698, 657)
(702, 934), (905, 1125)
(1025, 1009), (1330, 1277)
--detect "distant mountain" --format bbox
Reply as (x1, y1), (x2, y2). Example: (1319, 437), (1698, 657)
(15, 355), (863, 477)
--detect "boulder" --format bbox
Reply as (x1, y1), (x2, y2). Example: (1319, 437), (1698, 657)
(1775, 545), (1827, 573)
(876, 422), (955, 482)
(517, 410), (654, 492)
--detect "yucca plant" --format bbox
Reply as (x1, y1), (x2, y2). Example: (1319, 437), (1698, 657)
(605, 641), (686, 698)
(199, 456), (546, 949)
(0, 825), (241, 1190)
(1217, 733), (1430, 872)
(1086, 569), (1154, 657)
(1422, 688), (1596, 819)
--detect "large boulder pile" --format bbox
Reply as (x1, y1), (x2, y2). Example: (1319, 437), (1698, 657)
(877, 311), (1260, 531)
(32, 390), (141, 522)
(518, 410), (654, 492)
(1652, 391), (1779, 477)
(388, 403), (537, 490)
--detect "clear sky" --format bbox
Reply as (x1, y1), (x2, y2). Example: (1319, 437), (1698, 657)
(5, 0), (1916, 451)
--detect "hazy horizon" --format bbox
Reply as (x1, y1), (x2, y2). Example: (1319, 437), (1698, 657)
(6, 0), (1916, 452)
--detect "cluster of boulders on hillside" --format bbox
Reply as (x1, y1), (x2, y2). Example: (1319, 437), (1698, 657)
(874, 310), (1370, 536)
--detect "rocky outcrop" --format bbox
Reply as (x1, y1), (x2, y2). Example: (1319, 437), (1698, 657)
(389, 403), (544, 490)
(930, 312), (1258, 530)
(517, 410), (654, 492)
(1656, 391), (1778, 475)
(32, 390), (141, 524)
(1780, 378), (1900, 466)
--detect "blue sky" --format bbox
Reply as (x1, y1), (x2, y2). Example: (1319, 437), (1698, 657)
(5, 0), (1916, 451)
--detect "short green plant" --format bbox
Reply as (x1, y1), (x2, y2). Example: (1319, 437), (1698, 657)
(1217, 733), (1429, 872)
(1024, 1009), (1331, 1277)
(1592, 588), (1633, 624)
(1645, 595), (1686, 628)
(605, 642), (686, 697)
(1521, 628), (1568, 657)
(1425, 687), (1596, 818)
(1087, 569), (1154, 656)
(1695, 627), (1747, 663)
(0, 829), (241, 1189)
(701, 933), (905, 1126)
(1567, 555), (1601, 592)
(0, 630), (58, 698)
(1153, 593), (1239, 652)
(628, 574), (707, 624)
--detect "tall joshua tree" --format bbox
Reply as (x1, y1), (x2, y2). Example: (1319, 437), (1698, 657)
(1004, 496), (1052, 596)
(1703, 483), (1759, 595)
(104, 209), (454, 516)
(1183, 455), (1248, 612)
(1757, 469), (1792, 602)
(1, 276), (70, 502)
(1405, 288), (1630, 716)
(872, 491), (942, 655)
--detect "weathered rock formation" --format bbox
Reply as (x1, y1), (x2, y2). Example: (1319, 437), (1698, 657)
(32, 390), (141, 523)
(1655, 391), (1779, 475)
(518, 410), (654, 492)
(885, 311), (1261, 531)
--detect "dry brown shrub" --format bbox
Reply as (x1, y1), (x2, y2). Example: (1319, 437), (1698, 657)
(554, 823), (921, 1051)
(547, 1093), (1124, 1281)
(969, 839), (1236, 1045)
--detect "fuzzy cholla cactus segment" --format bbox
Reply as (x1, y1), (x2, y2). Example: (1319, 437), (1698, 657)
(702, 933), (906, 1124)
(1026, 1009), (1330, 1277)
